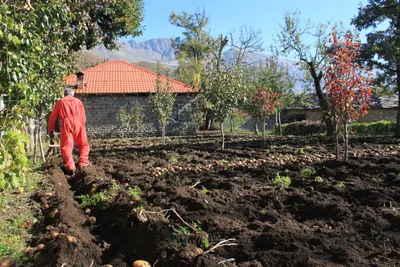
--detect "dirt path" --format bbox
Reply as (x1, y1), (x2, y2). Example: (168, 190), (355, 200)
(27, 135), (400, 267)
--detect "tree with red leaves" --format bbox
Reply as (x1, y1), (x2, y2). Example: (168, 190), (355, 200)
(325, 29), (374, 160)
(249, 87), (280, 140)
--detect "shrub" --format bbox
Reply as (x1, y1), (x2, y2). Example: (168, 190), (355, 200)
(281, 120), (325, 136)
(351, 120), (395, 136)
(0, 130), (30, 190)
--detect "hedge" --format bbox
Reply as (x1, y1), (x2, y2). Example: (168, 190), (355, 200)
(281, 120), (325, 136)
(281, 120), (395, 136)
(350, 120), (395, 136)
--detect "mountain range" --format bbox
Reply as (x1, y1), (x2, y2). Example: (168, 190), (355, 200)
(87, 38), (177, 67)
(85, 38), (305, 92)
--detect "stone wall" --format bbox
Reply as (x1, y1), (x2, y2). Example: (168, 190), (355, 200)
(358, 108), (397, 123)
(77, 94), (197, 138)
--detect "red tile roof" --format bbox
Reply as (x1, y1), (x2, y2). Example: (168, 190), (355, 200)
(64, 60), (195, 94)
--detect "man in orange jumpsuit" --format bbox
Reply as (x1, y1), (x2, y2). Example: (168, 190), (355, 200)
(48, 89), (90, 174)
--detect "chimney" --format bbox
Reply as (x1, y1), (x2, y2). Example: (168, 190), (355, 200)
(76, 71), (84, 90)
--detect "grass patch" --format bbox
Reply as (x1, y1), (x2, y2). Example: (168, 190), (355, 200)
(0, 180), (40, 263)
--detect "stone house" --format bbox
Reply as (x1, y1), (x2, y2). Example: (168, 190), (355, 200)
(65, 60), (196, 138)
(280, 94), (398, 124)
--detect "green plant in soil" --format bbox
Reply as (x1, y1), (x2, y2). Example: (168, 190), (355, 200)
(202, 237), (210, 249)
(127, 186), (142, 200)
(169, 154), (179, 164)
(273, 173), (291, 188)
(314, 176), (324, 183)
(77, 192), (113, 208)
(337, 181), (345, 188)
(201, 186), (209, 195)
(301, 167), (316, 176)
(191, 221), (203, 232)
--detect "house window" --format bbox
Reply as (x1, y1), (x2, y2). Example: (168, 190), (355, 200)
(172, 104), (181, 121)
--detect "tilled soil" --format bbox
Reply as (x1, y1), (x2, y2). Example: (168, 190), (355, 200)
(27, 135), (400, 267)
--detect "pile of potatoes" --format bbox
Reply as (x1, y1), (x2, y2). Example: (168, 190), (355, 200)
(150, 154), (332, 177)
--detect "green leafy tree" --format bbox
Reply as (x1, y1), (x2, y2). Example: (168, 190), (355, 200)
(256, 55), (295, 135)
(170, 7), (213, 86)
(0, 1), (144, 181)
(117, 102), (144, 137)
(150, 64), (176, 144)
(277, 10), (335, 135)
(0, 0), (144, 131)
(202, 35), (249, 149)
(352, 0), (400, 136)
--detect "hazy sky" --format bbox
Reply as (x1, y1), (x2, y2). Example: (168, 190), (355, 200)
(135, 0), (373, 47)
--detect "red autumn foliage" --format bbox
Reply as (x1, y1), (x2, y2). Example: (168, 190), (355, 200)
(325, 29), (374, 124)
(325, 28), (374, 160)
(250, 87), (281, 119)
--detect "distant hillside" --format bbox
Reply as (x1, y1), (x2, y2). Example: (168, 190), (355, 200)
(78, 51), (106, 69)
(132, 61), (175, 75)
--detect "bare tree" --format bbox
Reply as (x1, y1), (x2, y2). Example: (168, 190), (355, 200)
(276, 10), (335, 136)
(230, 25), (264, 65)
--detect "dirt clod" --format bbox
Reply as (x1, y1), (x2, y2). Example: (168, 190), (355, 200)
(0, 257), (16, 267)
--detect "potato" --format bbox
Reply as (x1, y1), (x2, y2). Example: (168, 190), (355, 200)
(132, 260), (151, 267)
(23, 247), (34, 256)
(85, 216), (97, 225)
(37, 190), (53, 198)
(67, 236), (77, 244)
(51, 232), (59, 239)
(48, 208), (58, 218)
(35, 244), (45, 250)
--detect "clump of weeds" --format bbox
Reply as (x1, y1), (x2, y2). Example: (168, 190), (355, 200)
(273, 173), (291, 188)
(127, 186), (142, 200)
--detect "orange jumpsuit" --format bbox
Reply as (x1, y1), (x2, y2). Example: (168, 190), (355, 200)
(48, 95), (90, 170)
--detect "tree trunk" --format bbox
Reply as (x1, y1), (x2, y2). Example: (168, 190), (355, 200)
(230, 117), (234, 133)
(161, 122), (166, 145)
(278, 109), (282, 136)
(344, 121), (349, 161)
(254, 118), (259, 135)
(307, 61), (334, 136)
(27, 118), (35, 154)
(395, 65), (400, 137)
(220, 122), (225, 150)
(262, 117), (266, 140)
(0, 94), (4, 140)
(33, 122), (38, 164)
(38, 121), (45, 163)
(333, 111), (339, 160)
